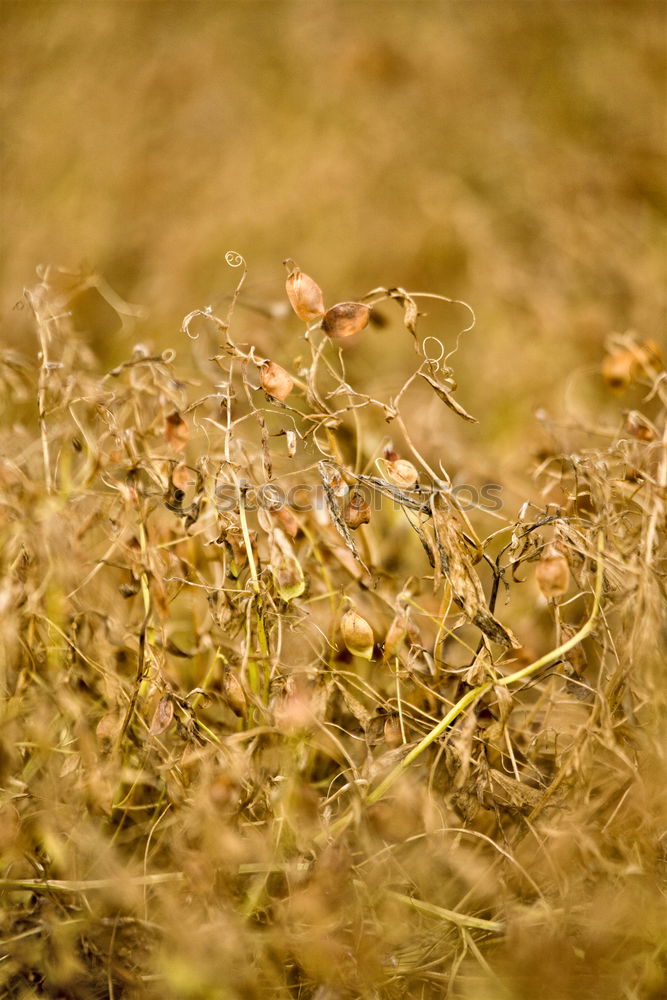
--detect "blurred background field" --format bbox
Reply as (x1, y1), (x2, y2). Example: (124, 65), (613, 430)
(2, 1), (664, 468)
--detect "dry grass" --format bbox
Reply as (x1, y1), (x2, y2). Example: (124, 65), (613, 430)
(0, 258), (665, 999)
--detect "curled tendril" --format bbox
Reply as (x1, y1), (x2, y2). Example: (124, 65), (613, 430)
(421, 336), (446, 369)
(161, 348), (176, 363)
(181, 308), (207, 340)
(225, 251), (245, 269)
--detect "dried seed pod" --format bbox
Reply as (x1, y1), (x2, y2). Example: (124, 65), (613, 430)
(270, 505), (300, 538)
(624, 412), (655, 442)
(535, 544), (570, 599)
(601, 350), (638, 390)
(321, 302), (371, 339)
(384, 458), (419, 490)
(383, 609), (410, 660)
(383, 714), (403, 749)
(273, 677), (315, 734)
(320, 463), (349, 499)
(343, 488), (371, 530)
(259, 360), (294, 401)
(165, 411), (189, 451)
(222, 670), (247, 718)
(270, 527), (305, 601)
(149, 696), (175, 736)
(284, 259), (325, 322)
(172, 462), (193, 490)
(341, 608), (374, 660)
(636, 339), (664, 372)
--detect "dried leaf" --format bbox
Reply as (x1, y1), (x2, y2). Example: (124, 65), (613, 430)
(257, 412), (273, 481)
(419, 371), (478, 423)
(318, 462), (363, 566)
(432, 497), (519, 648)
(335, 680), (371, 730)
(387, 287), (419, 341)
(484, 769), (542, 814)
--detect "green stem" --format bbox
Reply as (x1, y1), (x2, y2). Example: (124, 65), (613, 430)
(317, 530), (605, 844)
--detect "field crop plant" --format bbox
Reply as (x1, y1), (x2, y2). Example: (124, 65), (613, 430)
(0, 255), (666, 1000)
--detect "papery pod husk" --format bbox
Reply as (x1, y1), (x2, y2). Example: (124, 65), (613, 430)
(535, 545), (570, 598)
(222, 670), (247, 718)
(270, 527), (305, 601)
(321, 302), (371, 339)
(165, 410), (189, 451)
(624, 412), (654, 441)
(341, 608), (374, 660)
(383, 713), (403, 749)
(259, 360), (294, 401)
(270, 505), (300, 538)
(222, 525), (257, 577)
(284, 259), (325, 322)
(149, 696), (175, 736)
(601, 349), (639, 390)
(384, 458), (419, 490)
(636, 338), (664, 372)
(383, 610), (410, 660)
(344, 488), (371, 530)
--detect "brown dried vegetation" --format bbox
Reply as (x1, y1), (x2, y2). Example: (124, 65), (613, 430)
(0, 259), (666, 1000)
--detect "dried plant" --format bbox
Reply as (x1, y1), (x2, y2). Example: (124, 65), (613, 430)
(0, 257), (665, 999)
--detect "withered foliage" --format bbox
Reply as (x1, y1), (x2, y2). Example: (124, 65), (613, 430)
(0, 261), (665, 999)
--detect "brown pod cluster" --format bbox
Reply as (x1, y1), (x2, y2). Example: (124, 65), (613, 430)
(259, 360), (294, 401)
(321, 302), (371, 339)
(284, 259), (325, 322)
(535, 544), (570, 599)
(343, 488), (371, 530)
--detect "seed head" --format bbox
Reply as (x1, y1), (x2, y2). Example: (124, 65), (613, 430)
(321, 301), (371, 339)
(259, 360), (294, 401)
(341, 607), (374, 660)
(535, 544), (570, 599)
(344, 488), (371, 530)
(284, 259), (325, 322)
